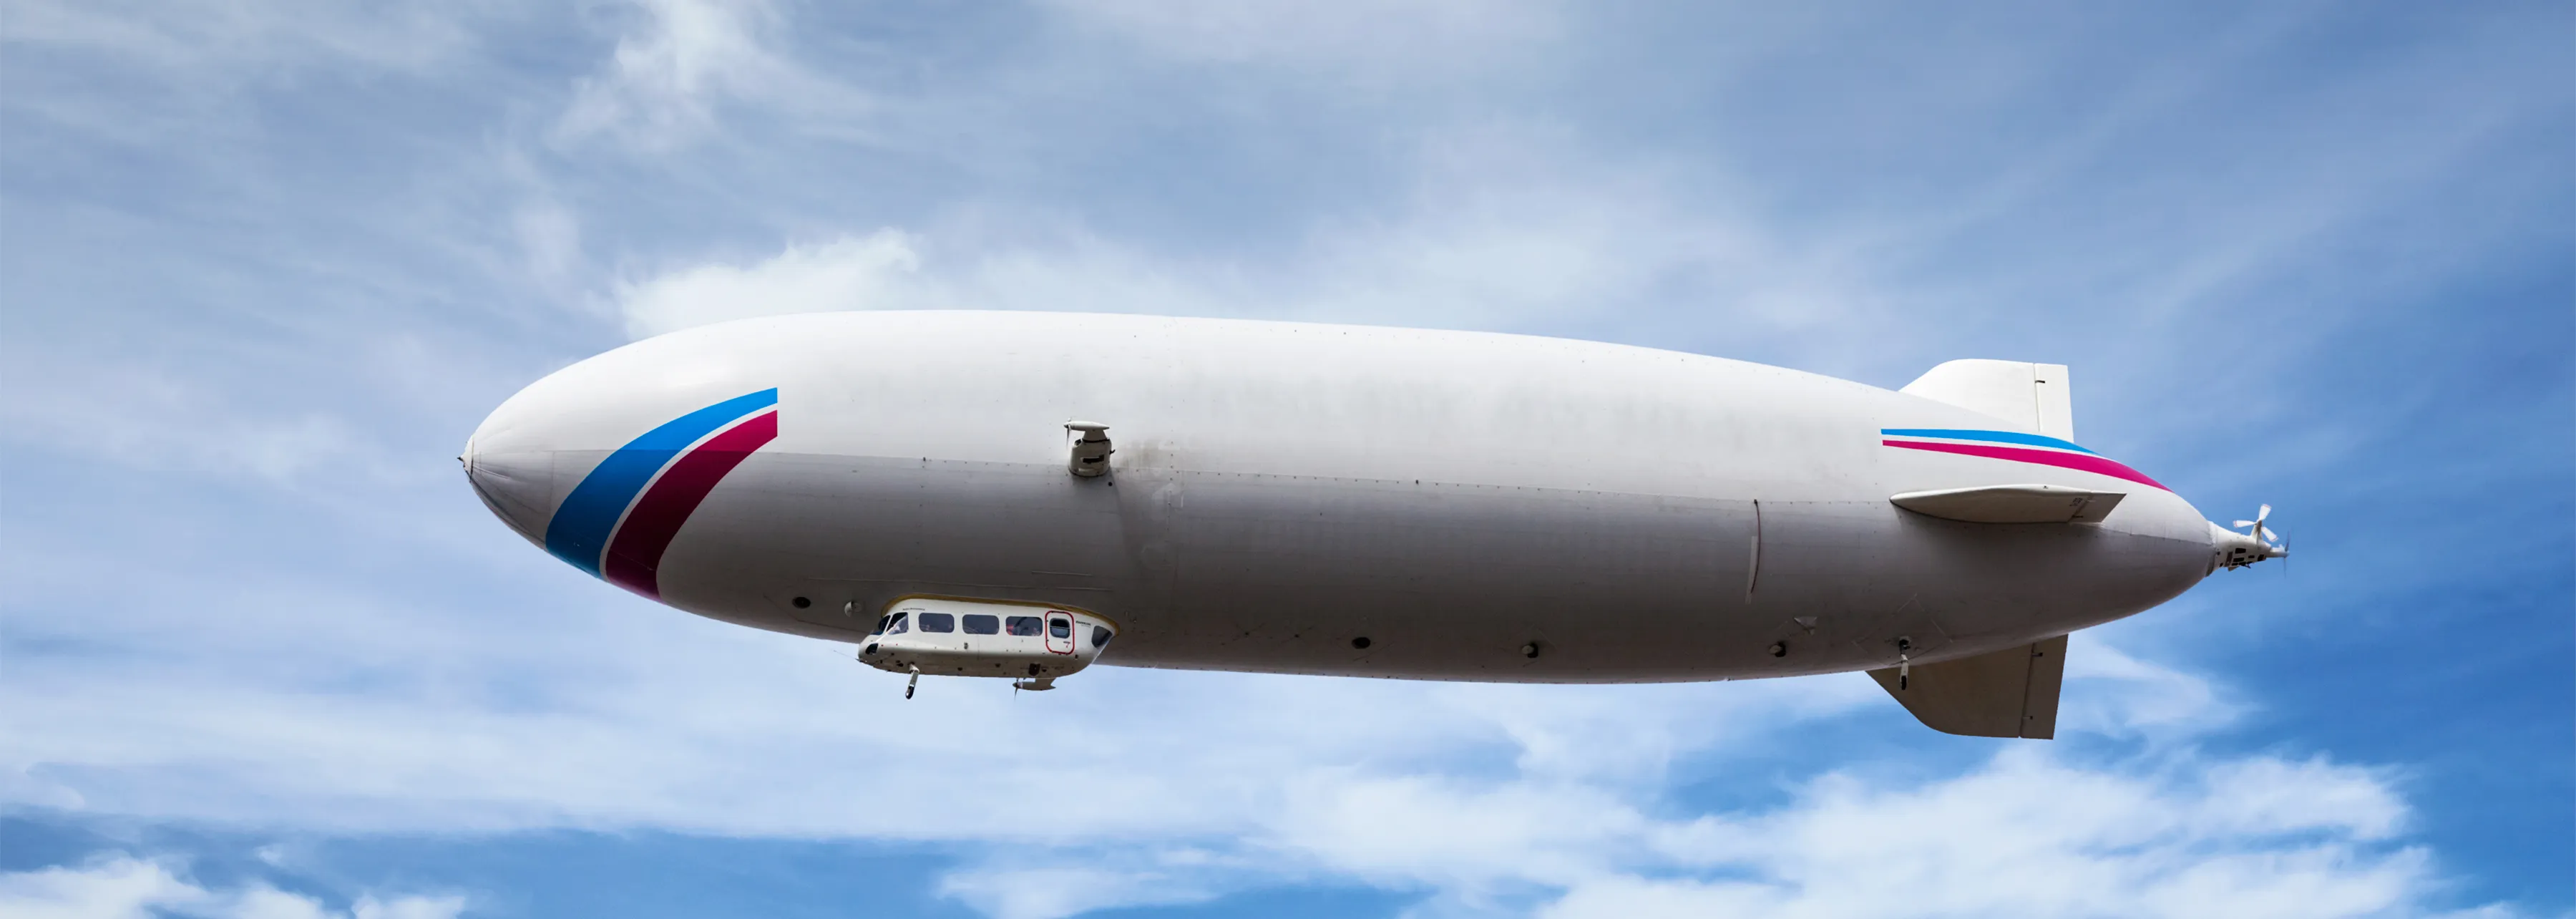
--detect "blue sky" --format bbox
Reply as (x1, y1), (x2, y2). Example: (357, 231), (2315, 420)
(2, 1), (2568, 916)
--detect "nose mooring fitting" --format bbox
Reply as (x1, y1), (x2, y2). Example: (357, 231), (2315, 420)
(1065, 421), (1112, 478)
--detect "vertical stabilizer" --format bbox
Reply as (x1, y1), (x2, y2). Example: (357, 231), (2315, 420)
(1901, 360), (2074, 440)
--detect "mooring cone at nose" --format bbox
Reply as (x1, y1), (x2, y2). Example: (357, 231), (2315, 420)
(462, 447), (554, 545)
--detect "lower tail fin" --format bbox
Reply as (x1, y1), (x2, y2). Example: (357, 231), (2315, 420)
(1869, 635), (2067, 739)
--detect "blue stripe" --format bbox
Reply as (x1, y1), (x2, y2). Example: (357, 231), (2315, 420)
(1879, 428), (2095, 454)
(543, 389), (778, 575)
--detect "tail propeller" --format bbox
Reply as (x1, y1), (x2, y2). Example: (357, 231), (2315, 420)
(2231, 503), (2285, 550)
(2221, 503), (2289, 570)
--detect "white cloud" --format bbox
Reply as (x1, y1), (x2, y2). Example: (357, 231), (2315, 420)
(939, 867), (1217, 919)
(0, 558), (2512, 918)
(2061, 630), (2239, 737)
(0, 856), (197, 919)
(1672, 749), (2419, 917)
(915, 746), (2499, 919)
(602, 125), (1874, 343)
(613, 230), (927, 337)
(0, 856), (463, 919)
(227, 886), (335, 919)
(1507, 749), (2462, 919)
(353, 894), (472, 919)
(555, 0), (862, 149)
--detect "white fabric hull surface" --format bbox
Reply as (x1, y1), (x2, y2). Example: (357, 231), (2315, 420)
(463, 311), (2226, 685)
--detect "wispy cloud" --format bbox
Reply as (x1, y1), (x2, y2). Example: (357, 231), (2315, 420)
(600, 122), (1879, 343)
(1040, 0), (1563, 77)
(0, 356), (375, 485)
(1, 0), (477, 76)
(554, 0), (864, 150)
(0, 855), (464, 919)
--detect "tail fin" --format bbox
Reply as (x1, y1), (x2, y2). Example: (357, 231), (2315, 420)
(1901, 360), (2074, 440)
(1870, 635), (2068, 739)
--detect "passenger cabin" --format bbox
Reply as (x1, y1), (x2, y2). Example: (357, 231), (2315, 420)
(857, 597), (1116, 685)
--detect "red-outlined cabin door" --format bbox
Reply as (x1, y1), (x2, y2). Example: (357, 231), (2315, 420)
(1044, 611), (1076, 655)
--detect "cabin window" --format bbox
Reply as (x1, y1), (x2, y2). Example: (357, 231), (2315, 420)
(871, 616), (888, 636)
(1006, 616), (1043, 636)
(962, 614), (1000, 635)
(887, 612), (909, 635)
(918, 612), (955, 633)
(1050, 618), (1073, 639)
(1091, 626), (1113, 648)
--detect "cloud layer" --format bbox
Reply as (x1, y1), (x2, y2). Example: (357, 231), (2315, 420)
(0, 855), (463, 919)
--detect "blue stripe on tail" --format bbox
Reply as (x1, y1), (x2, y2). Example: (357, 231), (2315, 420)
(1879, 428), (2094, 454)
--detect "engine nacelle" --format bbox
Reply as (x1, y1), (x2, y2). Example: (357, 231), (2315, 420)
(857, 597), (1116, 689)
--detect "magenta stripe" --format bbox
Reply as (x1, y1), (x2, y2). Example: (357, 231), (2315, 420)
(602, 411), (779, 598)
(1883, 439), (2169, 491)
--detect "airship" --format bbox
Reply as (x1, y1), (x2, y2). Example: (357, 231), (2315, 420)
(462, 311), (2283, 738)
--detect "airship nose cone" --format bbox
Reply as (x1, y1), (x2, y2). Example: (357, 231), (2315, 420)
(464, 447), (551, 545)
(462, 411), (557, 548)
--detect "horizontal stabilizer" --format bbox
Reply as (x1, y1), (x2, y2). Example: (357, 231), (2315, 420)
(1891, 484), (2124, 524)
(1870, 634), (2067, 739)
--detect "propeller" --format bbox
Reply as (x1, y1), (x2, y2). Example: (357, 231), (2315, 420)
(2227, 503), (2289, 575)
(2231, 503), (2284, 548)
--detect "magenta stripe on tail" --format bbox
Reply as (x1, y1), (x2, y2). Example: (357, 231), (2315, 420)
(1883, 439), (2168, 491)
